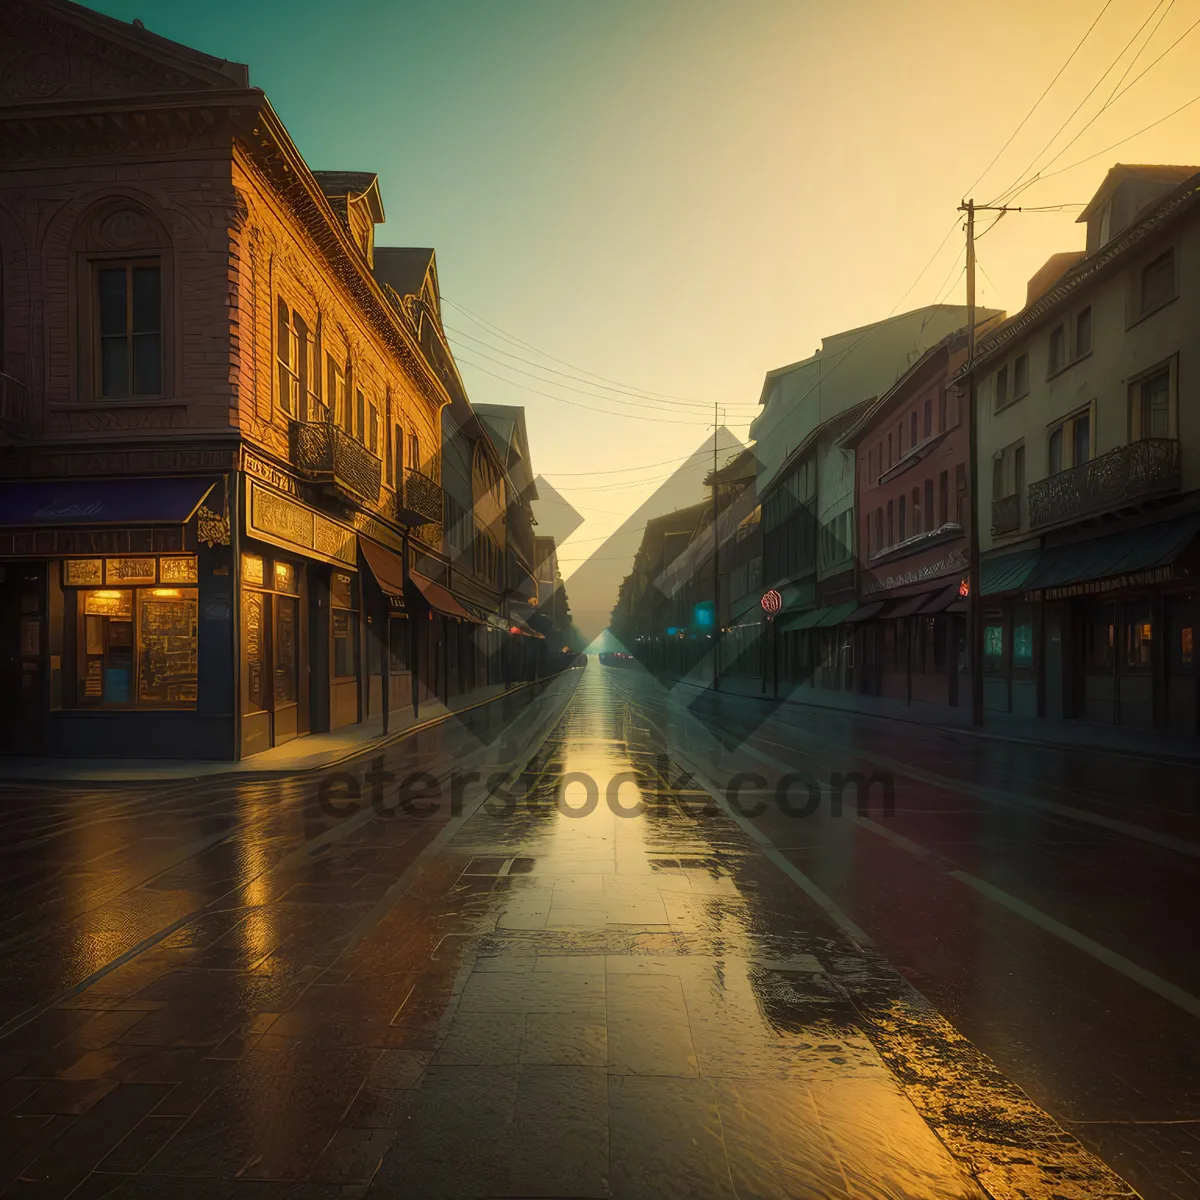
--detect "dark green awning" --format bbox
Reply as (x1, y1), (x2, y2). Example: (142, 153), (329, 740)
(981, 549), (1040, 596)
(816, 600), (858, 627)
(1026, 513), (1200, 590)
(779, 607), (826, 632)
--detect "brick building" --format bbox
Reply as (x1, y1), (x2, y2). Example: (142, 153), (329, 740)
(0, 0), (506, 758)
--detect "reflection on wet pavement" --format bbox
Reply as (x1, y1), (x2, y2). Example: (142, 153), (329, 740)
(0, 666), (1137, 1197)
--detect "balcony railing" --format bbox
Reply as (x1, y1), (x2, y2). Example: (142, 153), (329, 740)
(289, 421), (381, 504)
(1028, 438), (1180, 530)
(991, 493), (1021, 536)
(401, 467), (444, 526)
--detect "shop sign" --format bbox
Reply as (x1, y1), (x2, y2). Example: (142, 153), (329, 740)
(246, 479), (355, 567)
(242, 450), (299, 497)
(760, 588), (782, 613)
(105, 557), (156, 585)
(63, 559), (103, 586)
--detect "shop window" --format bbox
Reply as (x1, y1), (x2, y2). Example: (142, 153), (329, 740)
(1123, 602), (1152, 671)
(331, 571), (359, 679)
(244, 590), (267, 714)
(1012, 605), (1034, 671)
(983, 623), (1004, 672)
(96, 260), (161, 398)
(1179, 626), (1193, 668)
(932, 616), (946, 671)
(1088, 605), (1115, 671)
(78, 586), (197, 707)
(274, 595), (298, 706)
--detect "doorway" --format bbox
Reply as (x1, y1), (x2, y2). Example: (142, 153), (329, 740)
(0, 563), (46, 752)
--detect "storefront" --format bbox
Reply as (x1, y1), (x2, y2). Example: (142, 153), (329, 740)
(0, 475), (233, 758)
(979, 511), (1200, 735)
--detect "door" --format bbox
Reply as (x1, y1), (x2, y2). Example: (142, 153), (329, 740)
(0, 563), (47, 752)
(1166, 593), (1197, 735)
(1044, 604), (1064, 721)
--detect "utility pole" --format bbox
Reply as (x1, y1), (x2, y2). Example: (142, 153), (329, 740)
(959, 198), (1019, 728)
(712, 401), (720, 691)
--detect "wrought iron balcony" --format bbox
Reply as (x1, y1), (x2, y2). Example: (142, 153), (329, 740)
(1028, 438), (1180, 530)
(401, 467), (444, 526)
(289, 420), (381, 504)
(991, 493), (1021, 536)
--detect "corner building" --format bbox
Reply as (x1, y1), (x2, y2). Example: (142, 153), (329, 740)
(0, 0), (462, 758)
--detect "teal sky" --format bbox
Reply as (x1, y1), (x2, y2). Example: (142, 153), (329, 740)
(83, 0), (1200, 576)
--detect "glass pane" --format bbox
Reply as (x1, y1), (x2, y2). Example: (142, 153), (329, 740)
(331, 572), (355, 611)
(1048, 428), (1063, 475)
(133, 333), (160, 394)
(100, 336), (128, 398)
(1013, 622), (1034, 668)
(1089, 605), (1115, 670)
(1124, 603), (1152, 670)
(139, 588), (198, 703)
(273, 596), (298, 705)
(1014, 354), (1028, 395)
(98, 268), (127, 336)
(244, 590), (267, 713)
(131, 267), (160, 333)
(1073, 413), (1090, 466)
(1142, 373), (1170, 438)
(333, 611), (357, 678)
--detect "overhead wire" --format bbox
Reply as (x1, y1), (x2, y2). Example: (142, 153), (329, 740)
(962, 0), (1116, 199)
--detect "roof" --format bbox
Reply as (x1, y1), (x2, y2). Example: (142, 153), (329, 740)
(704, 445), (755, 487)
(372, 248), (435, 299)
(1077, 164), (1200, 223)
(968, 169), (1200, 373)
(311, 171), (385, 222)
(476, 404), (538, 502)
(761, 397), (874, 497)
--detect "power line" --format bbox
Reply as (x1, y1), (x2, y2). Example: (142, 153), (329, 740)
(540, 446), (744, 477)
(445, 323), (757, 415)
(963, 0), (1116, 198)
(988, 2), (1165, 206)
(1103, 0), (1174, 108)
(454, 353), (721, 426)
(1016, 8), (1200, 197)
(444, 295), (708, 405)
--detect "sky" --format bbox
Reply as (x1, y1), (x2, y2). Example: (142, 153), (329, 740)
(85, 0), (1200, 608)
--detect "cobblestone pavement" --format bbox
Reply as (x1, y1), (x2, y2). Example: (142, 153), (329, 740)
(0, 663), (1151, 1197)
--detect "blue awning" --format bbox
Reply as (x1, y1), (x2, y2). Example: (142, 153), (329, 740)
(0, 478), (217, 527)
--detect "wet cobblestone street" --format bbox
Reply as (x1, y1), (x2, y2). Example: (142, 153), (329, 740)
(0, 663), (1175, 1197)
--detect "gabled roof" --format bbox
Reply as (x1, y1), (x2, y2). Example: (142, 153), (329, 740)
(476, 404), (538, 503)
(967, 169), (1200, 372)
(372, 248), (436, 300)
(761, 398), (874, 497)
(1077, 163), (1200, 223)
(311, 171), (385, 223)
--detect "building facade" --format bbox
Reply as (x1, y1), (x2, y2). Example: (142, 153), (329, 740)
(972, 164), (1200, 737)
(0, 0), (551, 759)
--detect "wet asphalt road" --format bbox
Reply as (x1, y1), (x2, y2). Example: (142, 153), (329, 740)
(0, 658), (1190, 1197)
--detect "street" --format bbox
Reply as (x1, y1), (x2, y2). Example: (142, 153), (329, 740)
(0, 659), (1194, 1197)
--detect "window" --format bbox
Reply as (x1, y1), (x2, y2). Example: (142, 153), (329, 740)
(331, 571), (359, 679)
(1013, 353), (1029, 398)
(887, 432), (893, 468)
(955, 464), (968, 526)
(909, 412), (918, 447)
(983, 623), (1004, 672)
(938, 388), (947, 431)
(1123, 601), (1152, 671)
(1048, 325), (1065, 374)
(924, 479), (934, 530)
(886, 500), (894, 546)
(277, 298), (301, 417)
(1012, 605), (1034, 670)
(898, 494), (906, 541)
(994, 442), (1024, 501)
(923, 399), (932, 439)
(1048, 409), (1090, 474)
(995, 365), (1008, 409)
(911, 486), (920, 534)
(409, 433), (421, 474)
(1140, 248), (1174, 314)
(874, 508), (883, 553)
(327, 357), (348, 430)
(368, 400), (379, 453)
(1048, 427), (1063, 476)
(1075, 307), (1092, 357)
(355, 389), (366, 443)
(1131, 367), (1171, 440)
(1014, 444), (1025, 496)
(939, 470), (948, 526)
(77, 584), (198, 708)
(866, 450), (875, 485)
(96, 261), (161, 398)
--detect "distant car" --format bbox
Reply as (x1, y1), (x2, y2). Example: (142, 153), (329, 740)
(598, 652), (634, 667)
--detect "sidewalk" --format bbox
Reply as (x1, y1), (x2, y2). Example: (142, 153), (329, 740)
(656, 667), (1200, 764)
(0, 679), (538, 784)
